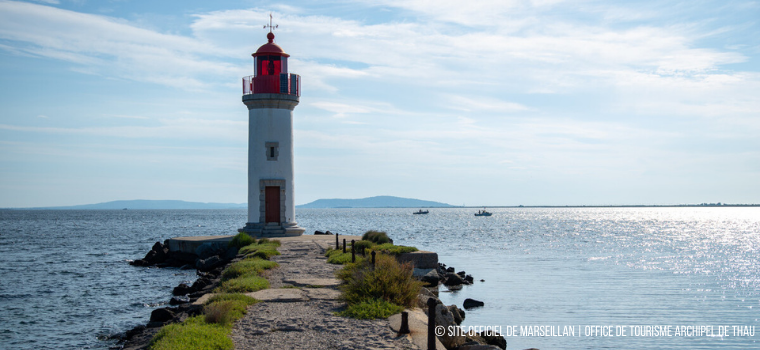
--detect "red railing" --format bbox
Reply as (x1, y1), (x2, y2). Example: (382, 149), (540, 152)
(242, 73), (300, 96)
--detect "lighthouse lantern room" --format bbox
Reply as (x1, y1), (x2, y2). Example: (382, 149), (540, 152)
(239, 23), (304, 237)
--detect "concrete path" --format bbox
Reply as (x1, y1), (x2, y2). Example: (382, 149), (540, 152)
(230, 236), (419, 350)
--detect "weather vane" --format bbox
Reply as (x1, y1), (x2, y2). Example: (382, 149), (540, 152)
(264, 13), (278, 33)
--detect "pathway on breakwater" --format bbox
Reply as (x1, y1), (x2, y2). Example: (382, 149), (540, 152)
(231, 237), (418, 350)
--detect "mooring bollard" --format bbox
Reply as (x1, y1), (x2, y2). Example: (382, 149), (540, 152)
(371, 251), (376, 267)
(343, 239), (346, 253)
(351, 239), (356, 263)
(400, 311), (410, 334)
(427, 297), (437, 350)
(335, 233), (339, 250)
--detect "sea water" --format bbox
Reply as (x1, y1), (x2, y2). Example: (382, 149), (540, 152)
(1, 207), (758, 349)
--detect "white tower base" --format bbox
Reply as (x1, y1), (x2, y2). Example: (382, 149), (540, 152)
(238, 93), (305, 238)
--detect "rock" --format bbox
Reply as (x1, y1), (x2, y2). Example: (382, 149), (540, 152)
(168, 251), (198, 264)
(444, 272), (464, 286)
(464, 275), (474, 284)
(179, 264), (194, 270)
(190, 277), (211, 291)
(169, 296), (189, 305)
(446, 266), (455, 273)
(195, 255), (222, 271)
(480, 279), (485, 282)
(457, 271), (466, 278)
(435, 304), (466, 349)
(448, 305), (465, 325)
(420, 269), (441, 286)
(463, 298), (485, 309)
(314, 230), (326, 235)
(129, 259), (149, 266)
(417, 288), (440, 310)
(222, 247), (238, 261)
(325, 230), (334, 235)
(172, 283), (193, 296)
(455, 345), (502, 350)
(480, 332), (507, 350)
(150, 308), (175, 323)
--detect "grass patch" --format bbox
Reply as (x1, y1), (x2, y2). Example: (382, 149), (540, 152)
(239, 240), (281, 260)
(361, 230), (391, 244)
(216, 275), (269, 293)
(221, 258), (278, 281)
(149, 315), (233, 350)
(206, 293), (259, 306)
(335, 253), (423, 319)
(203, 294), (258, 326)
(351, 240), (374, 251)
(325, 248), (363, 265)
(228, 232), (255, 250)
(337, 298), (405, 319)
(372, 243), (418, 256)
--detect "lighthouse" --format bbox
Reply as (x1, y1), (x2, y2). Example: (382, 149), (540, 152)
(239, 26), (304, 237)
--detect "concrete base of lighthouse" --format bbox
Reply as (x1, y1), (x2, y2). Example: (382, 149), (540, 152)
(238, 222), (305, 237)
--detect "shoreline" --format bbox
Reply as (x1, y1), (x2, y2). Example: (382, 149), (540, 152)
(116, 233), (507, 350)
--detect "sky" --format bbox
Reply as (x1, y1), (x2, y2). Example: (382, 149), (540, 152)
(0, 0), (758, 207)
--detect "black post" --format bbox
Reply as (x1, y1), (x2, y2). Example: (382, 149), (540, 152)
(371, 251), (376, 267)
(427, 298), (437, 350)
(351, 239), (355, 263)
(335, 233), (339, 250)
(343, 239), (346, 253)
(400, 311), (410, 334)
(361, 246), (366, 257)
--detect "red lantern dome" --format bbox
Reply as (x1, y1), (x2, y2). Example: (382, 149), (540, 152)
(243, 32), (300, 96)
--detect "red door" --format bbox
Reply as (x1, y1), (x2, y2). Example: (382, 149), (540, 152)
(265, 186), (280, 223)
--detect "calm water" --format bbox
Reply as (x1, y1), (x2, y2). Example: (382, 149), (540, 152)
(1, 207), (759, 349)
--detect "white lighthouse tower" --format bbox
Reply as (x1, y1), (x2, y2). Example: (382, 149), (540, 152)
(239, 25), (304, 237)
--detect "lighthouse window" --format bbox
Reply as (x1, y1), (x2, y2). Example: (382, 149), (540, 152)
(256, 55), (282, 76)
(265, 142), (279, 161)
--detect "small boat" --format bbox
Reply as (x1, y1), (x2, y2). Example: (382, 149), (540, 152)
(413, 209), (429, 215)
(474, 208), (492, 217)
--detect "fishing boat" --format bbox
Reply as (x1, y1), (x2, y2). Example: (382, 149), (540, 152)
(413, 209), (429, 215)
(474, 208), (492, 217)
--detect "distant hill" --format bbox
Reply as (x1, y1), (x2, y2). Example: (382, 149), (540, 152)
(297, 196), (453, 208)
(34, 200), (246, 210)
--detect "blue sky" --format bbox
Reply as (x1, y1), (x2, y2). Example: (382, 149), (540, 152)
(1, 0), (758, 207)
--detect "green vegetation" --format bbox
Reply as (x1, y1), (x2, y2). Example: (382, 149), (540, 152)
(335, 253), (423, 319)
(151, 237), (282, 350)
(337, 298), (405, 319)
(149, 294), (258, 350)
(150, 316), (233, 350)
(351, 239), (374, 251)
(324, 236), (418, 264)
(325, 248), (363, 265)
(238, 239), (281, 259)
(372, 243), (418, 256)
(361, 230), (391, 244)
(216, 274), (269, 293)
(203, 294), (258, 325)
(228, 232), (255, 250)
(221, 257), (278, 281)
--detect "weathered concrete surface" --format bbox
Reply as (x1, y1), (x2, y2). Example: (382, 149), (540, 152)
(283, 277), (342, 287)
(247, 288), (307, 302)
(231, 236), (417, 350)
(397, 251), (439, 269)
(302, 287), (342, 300)
(167, 235), (233, 255)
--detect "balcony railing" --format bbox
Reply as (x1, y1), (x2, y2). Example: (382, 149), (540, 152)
(242, 73), (300, 96)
